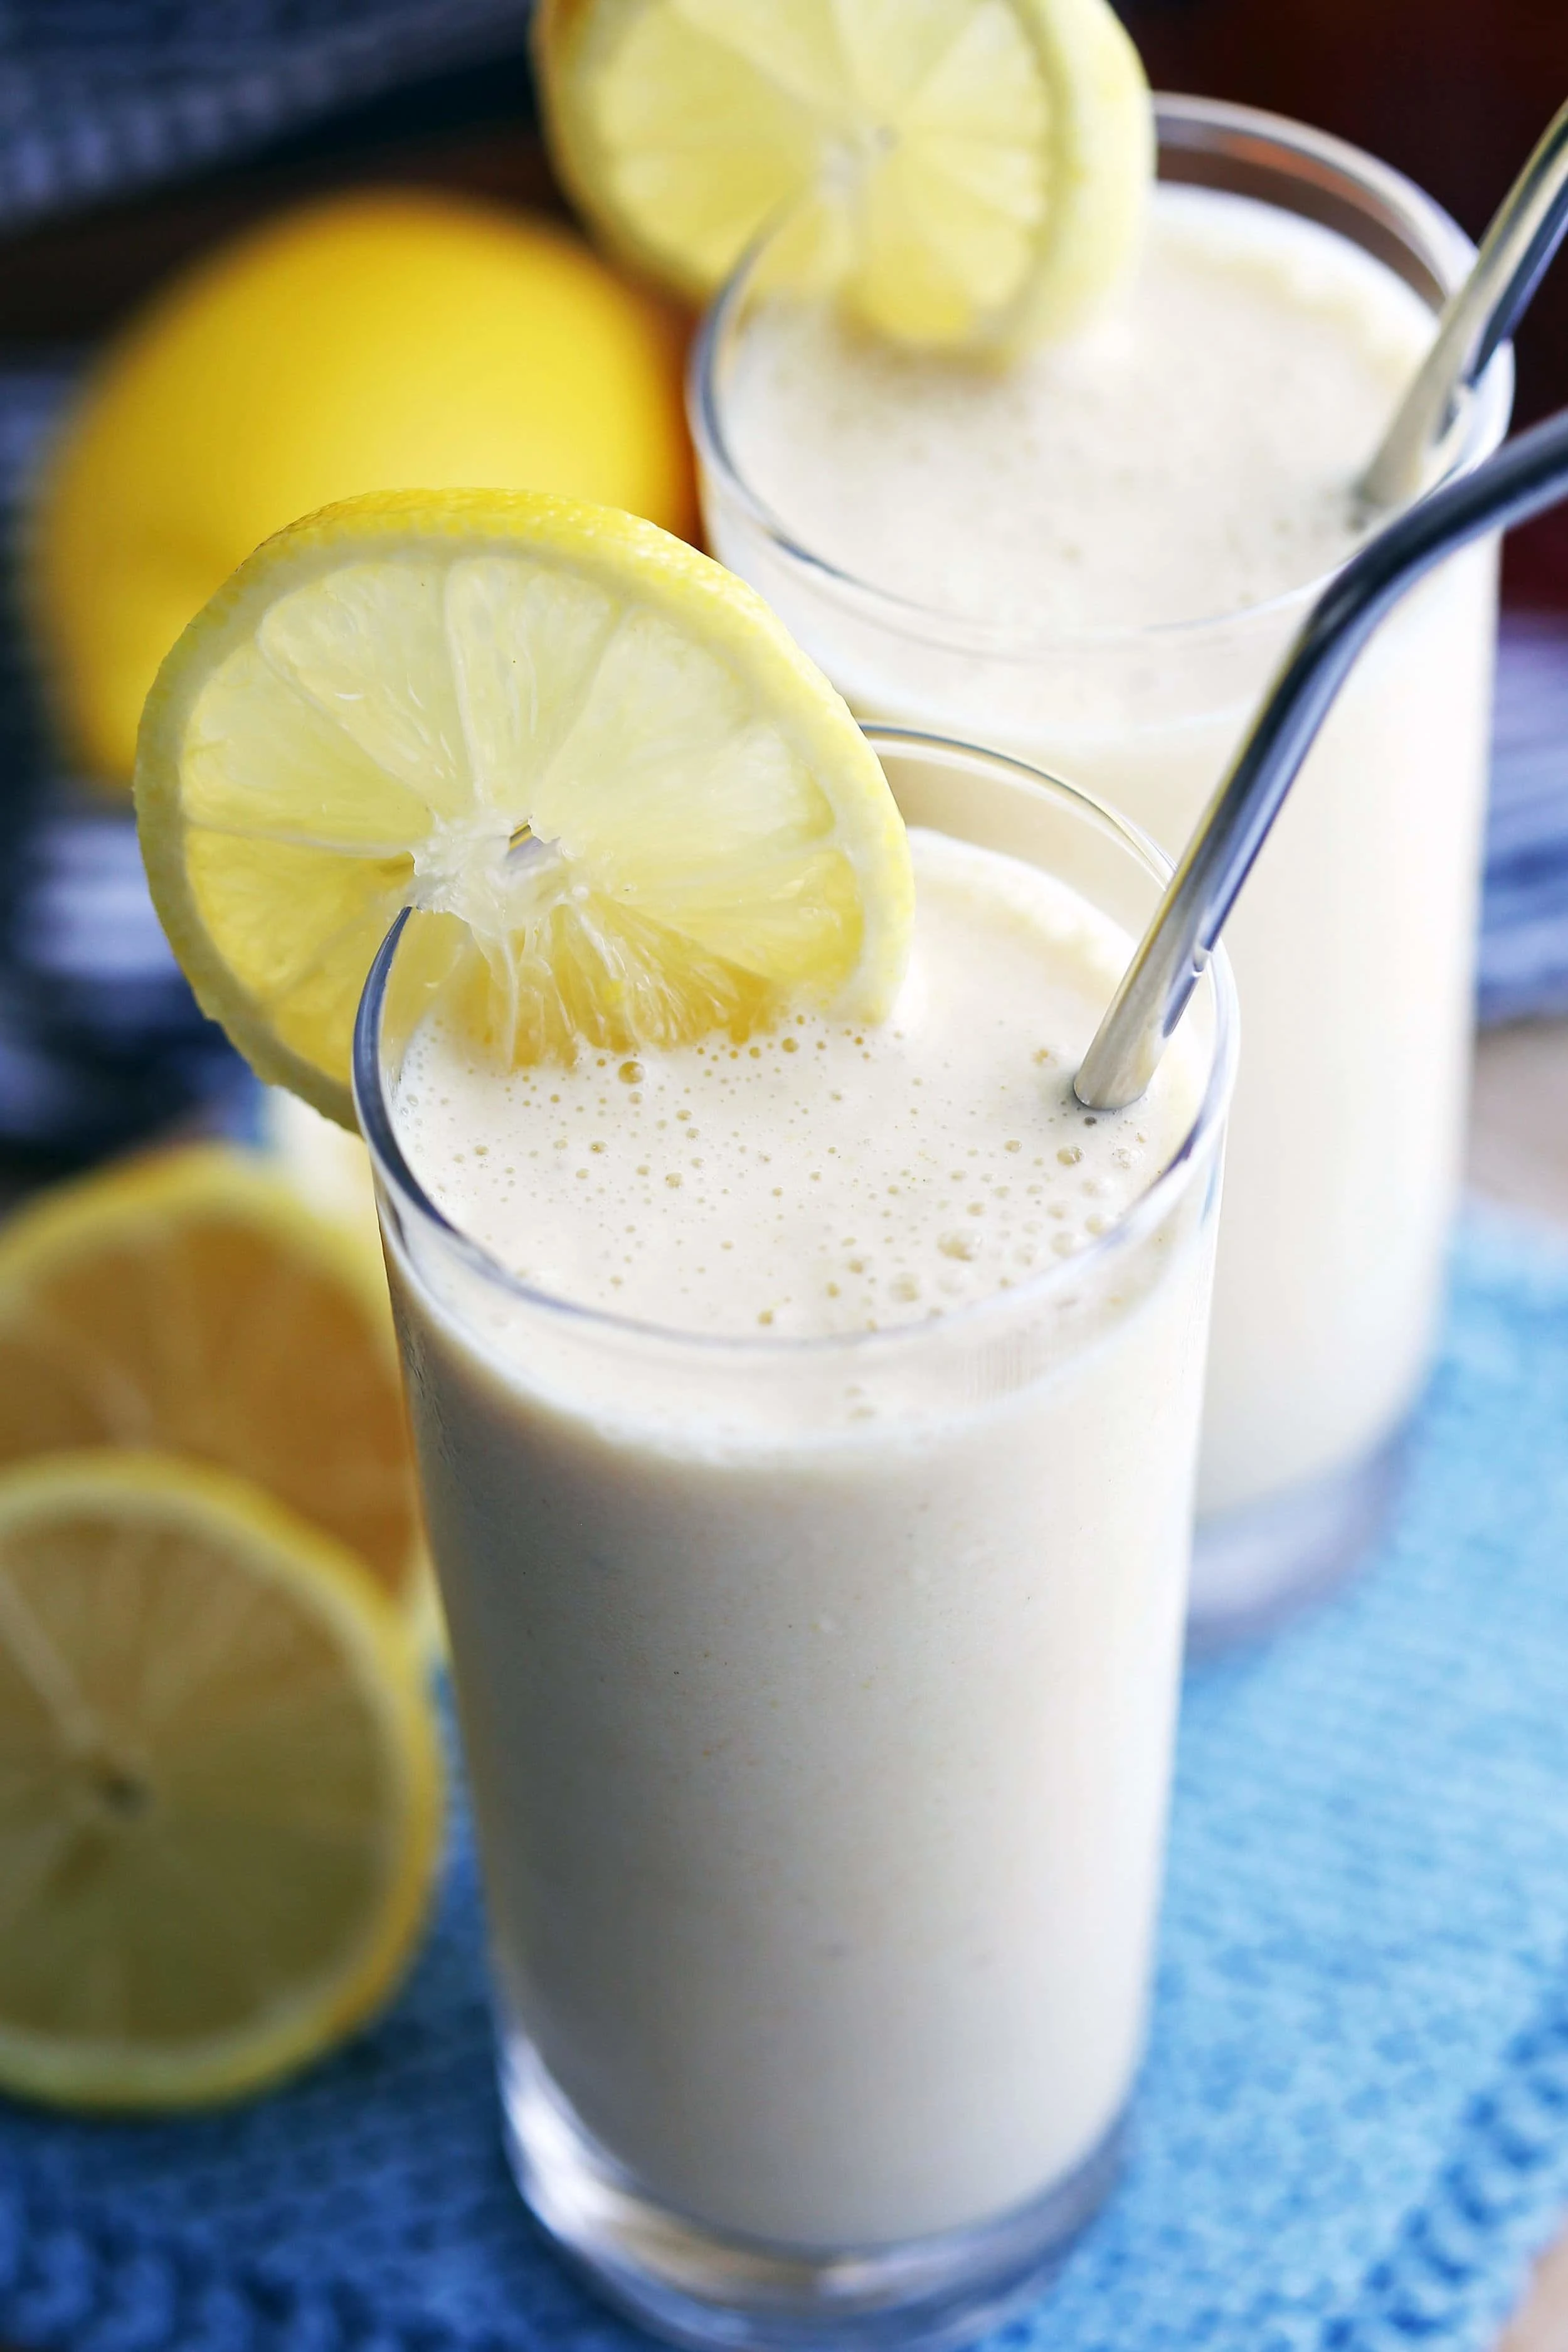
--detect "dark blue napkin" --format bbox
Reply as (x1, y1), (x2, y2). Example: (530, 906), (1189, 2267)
(0, 0), (532, 231)
(0, 363), (247, 1152)
(1479, 615), (1568, 1022)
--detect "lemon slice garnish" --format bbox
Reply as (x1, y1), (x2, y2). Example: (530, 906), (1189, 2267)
(535, 0), (1152, 348)
(135, 489), (912, 1129)
(0, 1450), (442, 2110)
(0, 1145), (423, 1618)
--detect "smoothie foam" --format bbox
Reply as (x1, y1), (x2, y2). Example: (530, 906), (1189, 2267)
(397, 832), (1187, 1341)
(721, 186), (1434, 636)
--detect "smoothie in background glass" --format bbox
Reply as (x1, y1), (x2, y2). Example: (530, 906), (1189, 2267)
(695, 97), (1513, 1637)
(359, 733), (1236, 2348)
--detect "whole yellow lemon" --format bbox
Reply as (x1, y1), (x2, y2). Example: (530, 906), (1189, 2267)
(32, 189), (697, 785)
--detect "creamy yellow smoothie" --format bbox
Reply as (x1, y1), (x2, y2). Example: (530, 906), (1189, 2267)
(130, 417), (1233, 2329)
(371, 767), (1231, 2252)
(698, 131), (1509, 1628)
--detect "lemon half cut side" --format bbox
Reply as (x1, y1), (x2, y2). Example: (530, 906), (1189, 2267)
(0, 1145), (423, 1616)
(135, 489), (913, 1129)
(535, 0), (1153, 349)
(0, 1450), (442, 2112)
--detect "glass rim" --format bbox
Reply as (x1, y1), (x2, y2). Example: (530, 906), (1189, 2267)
(352, 726), (1239, 1363)
(687, 90), (1516, 661)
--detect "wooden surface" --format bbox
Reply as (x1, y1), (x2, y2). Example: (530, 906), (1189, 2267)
(1470, 1021), (1568, 1229)
(1470, 1019), (1568, 2351)
(1505, 2220), (1568, 2352)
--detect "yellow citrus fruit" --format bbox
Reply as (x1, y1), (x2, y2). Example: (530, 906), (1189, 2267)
(31, 189), (698, 787)
(534, 0), (1152, 349)
(0, 1449), (442, 2110)
(0, 1146), (423, 1615)
(135, 488), (913, 1129)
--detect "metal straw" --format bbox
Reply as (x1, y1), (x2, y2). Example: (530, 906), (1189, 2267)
(1357, 97), (1568, 514)
(1075, 406), (1568, 1112)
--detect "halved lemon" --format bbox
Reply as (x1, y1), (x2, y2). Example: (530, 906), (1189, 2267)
(0, 1146), (422, 1614)
(534, 0), (1152, 348)
(135, 489), (911, 1129)
(0, 1450), (442, 2110)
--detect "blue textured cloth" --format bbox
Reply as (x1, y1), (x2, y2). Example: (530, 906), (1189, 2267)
(0, 366), (247, 1151)
(1478, 617), (1568, 1023)
(0, 0), (532, 231)
(3, 1206), (1568, 2352)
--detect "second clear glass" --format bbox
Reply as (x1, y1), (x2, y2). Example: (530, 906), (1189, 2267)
(692, 95), (1513, 1641)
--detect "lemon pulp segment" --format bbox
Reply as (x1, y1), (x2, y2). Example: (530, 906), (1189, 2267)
(0, 1451), (442, 2110)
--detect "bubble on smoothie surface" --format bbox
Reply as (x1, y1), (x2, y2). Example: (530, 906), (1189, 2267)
(393, 831), (1200, 1340)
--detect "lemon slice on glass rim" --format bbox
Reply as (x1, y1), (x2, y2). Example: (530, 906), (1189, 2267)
(0, 1450), (442, 2110)
(534, 0), (1153, 349)
(135, 489), (913, 1130)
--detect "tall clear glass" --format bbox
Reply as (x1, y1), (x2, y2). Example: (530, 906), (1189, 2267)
(356, 733), (1237, 2352)
(692, 96), (1513, 1642)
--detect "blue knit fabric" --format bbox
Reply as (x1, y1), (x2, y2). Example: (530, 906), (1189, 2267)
(3, 1206), (1568, 2352)
(1478, 616), (1568, 1021)
(0, 1), (532, 231)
